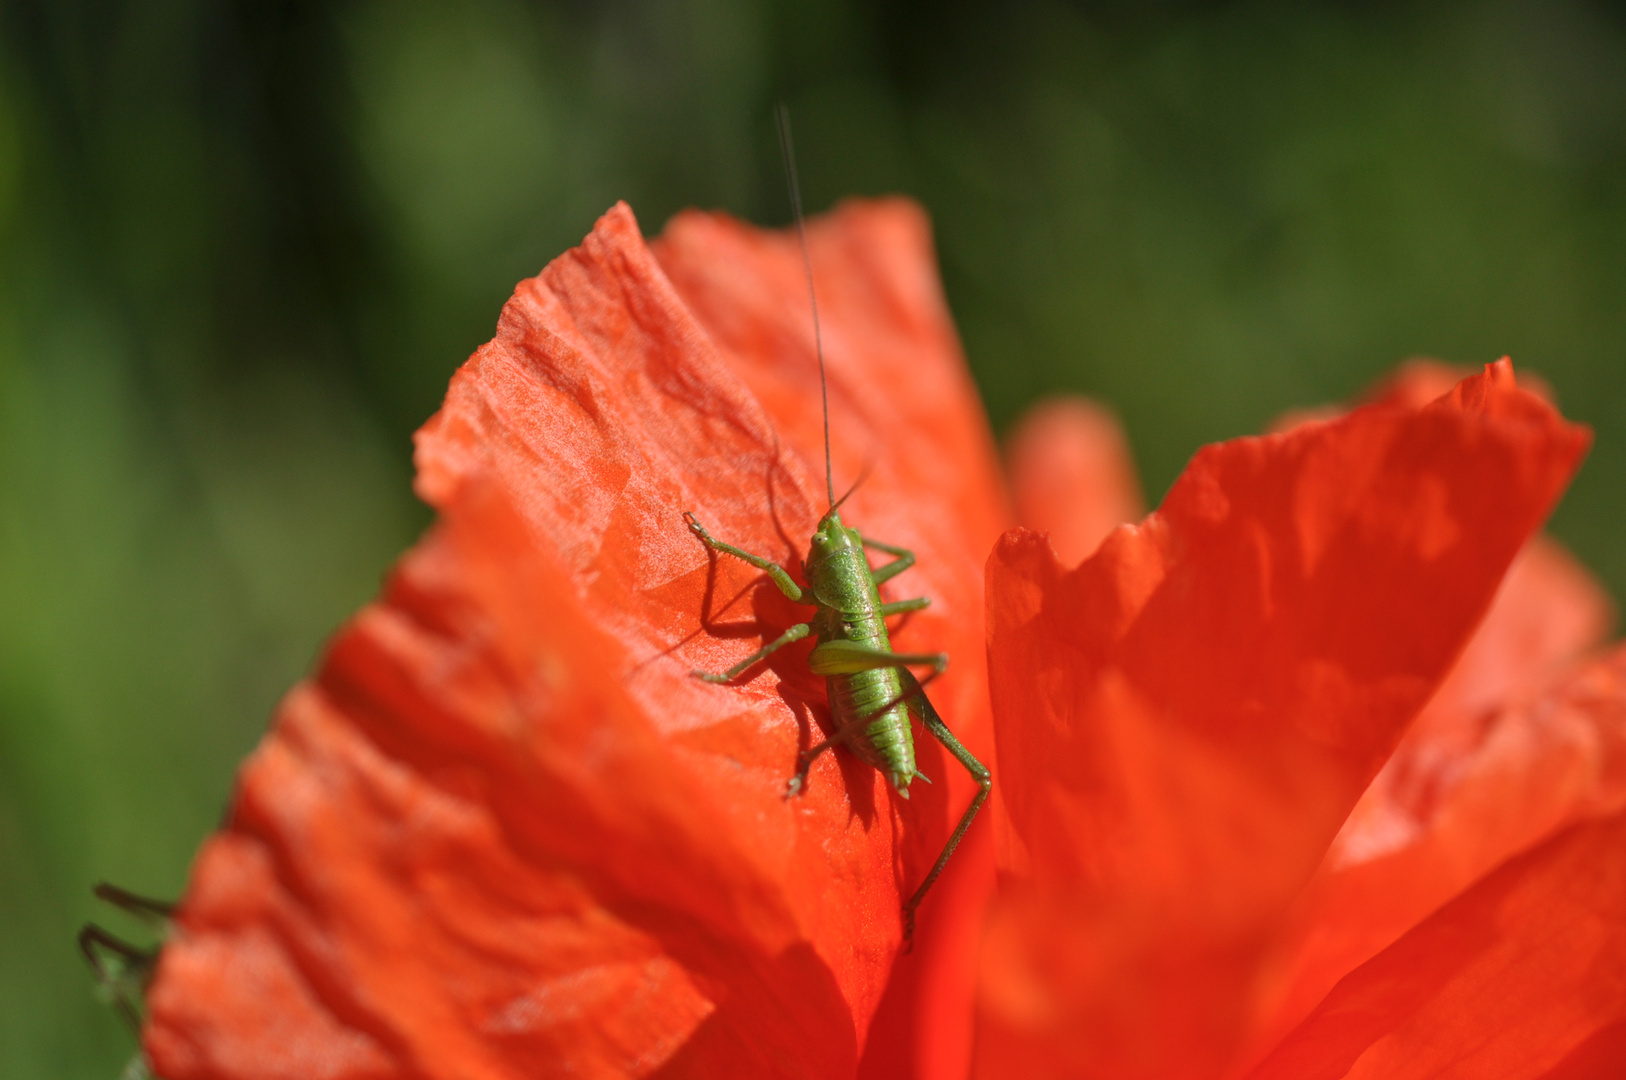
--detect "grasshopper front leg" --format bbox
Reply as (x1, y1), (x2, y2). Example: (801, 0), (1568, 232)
(691, 621), (813, 684)
(858, 533), (916, 585)
(684, 512), (807, 603)
(685, 512), (817, 683)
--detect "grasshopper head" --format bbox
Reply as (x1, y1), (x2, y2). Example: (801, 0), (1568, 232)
(804, 507), (882, 617)
(807, 508), (861, 563)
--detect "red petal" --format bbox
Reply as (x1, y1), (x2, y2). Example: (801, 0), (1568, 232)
(1243, 805), (1626, 1080)
(1410, 533), (1613, 725)
(975, 361), (1590, 1080)
(1270, 359), (1557, 435)
(145, 201), (1007, 1079)
(1006, 397), (1145, 568)
(1245, 545), (1618, 1064)
(1364, 358), (1559, 412)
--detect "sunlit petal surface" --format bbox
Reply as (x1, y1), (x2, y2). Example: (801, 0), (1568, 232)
(1246, 801), (1626, 1080)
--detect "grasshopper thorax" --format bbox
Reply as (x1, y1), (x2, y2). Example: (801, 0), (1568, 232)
(805, 509), (875, 613)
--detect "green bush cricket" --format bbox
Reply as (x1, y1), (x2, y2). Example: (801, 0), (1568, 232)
(682, 106), (991, 947)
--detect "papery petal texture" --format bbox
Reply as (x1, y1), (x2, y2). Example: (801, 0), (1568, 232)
(144, 201), (1007, 1080)
(1246, 795), (1626, 1080)
(1244, 536), (1619, 1063)
(975, 361), (1590, 1080)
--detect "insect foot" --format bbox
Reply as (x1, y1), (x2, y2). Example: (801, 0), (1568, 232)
(785, 755), (816, 799)
(690, 669), (731, 684)
(681, 510), (711, 543)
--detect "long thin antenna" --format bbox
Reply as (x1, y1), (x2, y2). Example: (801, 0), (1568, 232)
(774, 102), (835, 513)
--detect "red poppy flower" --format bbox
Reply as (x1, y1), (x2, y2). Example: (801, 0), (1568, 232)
(141, 202), (1625, 1080)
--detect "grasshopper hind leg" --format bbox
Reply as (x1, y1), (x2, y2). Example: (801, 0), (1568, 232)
(899, 669), (991, 950)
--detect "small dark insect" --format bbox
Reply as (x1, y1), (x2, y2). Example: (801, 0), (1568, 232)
(683, 105), (991, 947)
(79, 881), (173, 1075)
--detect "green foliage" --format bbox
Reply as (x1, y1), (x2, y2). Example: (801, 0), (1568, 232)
(2, 1), (1623, 1074)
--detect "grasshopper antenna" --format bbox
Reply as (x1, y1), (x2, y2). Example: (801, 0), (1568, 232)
(830, 453), (875, 514)
(775, 102), (835, 513)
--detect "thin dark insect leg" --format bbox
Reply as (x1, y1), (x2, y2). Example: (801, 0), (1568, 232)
(683, 511), (807, 603)
(857, 532), (916, 584)
(878, 597), (929, 617)
(78, 925), (149, 970)
(79, 925), (158, 1033)
(94, 882), (177, 924)
(693, 622), (813, 684)
(899, 668), (990, 950)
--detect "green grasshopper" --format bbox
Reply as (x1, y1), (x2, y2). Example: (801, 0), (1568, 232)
(681, 107), (990, 946)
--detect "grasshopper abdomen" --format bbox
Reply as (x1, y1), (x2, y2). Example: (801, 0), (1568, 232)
(810, 520), (918, 790)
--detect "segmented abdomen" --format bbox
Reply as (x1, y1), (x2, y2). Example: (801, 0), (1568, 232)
(825, 610), (915, 785)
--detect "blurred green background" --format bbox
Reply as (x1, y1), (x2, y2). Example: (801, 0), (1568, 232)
(2, 0), (1624, 1073)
